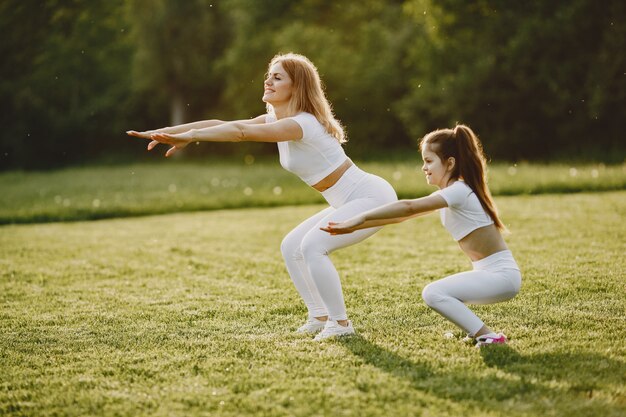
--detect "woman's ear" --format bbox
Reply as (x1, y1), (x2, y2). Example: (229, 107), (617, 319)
(446, 157), (456, 172)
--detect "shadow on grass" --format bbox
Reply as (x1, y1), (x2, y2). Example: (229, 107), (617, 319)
(480, 344), (626, 399)
(339, 335), (625, 415)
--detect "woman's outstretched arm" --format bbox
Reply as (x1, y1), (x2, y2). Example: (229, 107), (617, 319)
(321, 195), (447, 235)
(126, 115), (268, 140)
(132, 118), (303, 157)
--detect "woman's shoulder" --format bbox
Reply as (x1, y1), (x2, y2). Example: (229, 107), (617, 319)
(291, 111), (318, 123)
(288, 112), (324, 136)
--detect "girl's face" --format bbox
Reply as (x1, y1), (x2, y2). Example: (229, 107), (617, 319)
(421, 144), (454, 189)
(263, 63), (293, 106)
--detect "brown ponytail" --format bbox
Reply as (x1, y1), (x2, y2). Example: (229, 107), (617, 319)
(419, 124), (506, 231)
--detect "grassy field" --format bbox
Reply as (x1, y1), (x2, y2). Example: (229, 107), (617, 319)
(1, 191), (625, 417)
(1, 160), (624, 223)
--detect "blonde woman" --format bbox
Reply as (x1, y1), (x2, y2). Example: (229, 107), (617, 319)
(127, 53), (397, 340)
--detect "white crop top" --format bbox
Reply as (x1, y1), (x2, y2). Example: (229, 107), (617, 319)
(268, 112), (347, 186)
(433, 181), (494, 241)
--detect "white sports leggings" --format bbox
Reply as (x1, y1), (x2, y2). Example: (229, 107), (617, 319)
(421, 250), (522, 336)
(281, 166), (397, 321)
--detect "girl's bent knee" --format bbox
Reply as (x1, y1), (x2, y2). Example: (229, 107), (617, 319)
(422, 283), (445, 307)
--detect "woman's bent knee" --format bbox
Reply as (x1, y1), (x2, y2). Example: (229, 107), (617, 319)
(280, 234), (302, 261)
(300, 238), (327, 261)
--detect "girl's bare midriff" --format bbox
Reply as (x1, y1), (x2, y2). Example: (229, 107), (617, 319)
(458, 224), (508, 261)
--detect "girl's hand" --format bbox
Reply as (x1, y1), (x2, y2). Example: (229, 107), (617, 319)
(149, 131), (194, 157)
(320, 216), (365, 235)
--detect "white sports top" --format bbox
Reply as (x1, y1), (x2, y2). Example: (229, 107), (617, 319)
(433, 181), (494, 241)
(267, 112), (347, 186)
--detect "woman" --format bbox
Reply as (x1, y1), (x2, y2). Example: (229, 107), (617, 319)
(322, 125), (521, 347)
(127, 53), (397, 340)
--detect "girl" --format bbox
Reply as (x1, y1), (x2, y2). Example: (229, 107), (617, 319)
(127, 53), (397, 340)
(321, 125), (521, 347)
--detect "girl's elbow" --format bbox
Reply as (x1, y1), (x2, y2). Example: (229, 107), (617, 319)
(405, 200), (422, 215)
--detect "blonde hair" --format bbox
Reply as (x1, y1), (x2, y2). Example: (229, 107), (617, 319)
(420, 124), (506, 231)
(266, 53), (346, 143)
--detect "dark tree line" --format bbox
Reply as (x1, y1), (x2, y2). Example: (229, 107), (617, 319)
(1, 0), (624, 169)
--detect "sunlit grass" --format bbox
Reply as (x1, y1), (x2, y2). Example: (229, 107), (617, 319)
(1, 192), (625, 416)
(1, 159), (624, 224)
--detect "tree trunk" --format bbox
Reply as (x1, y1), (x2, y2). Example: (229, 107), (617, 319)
(170, 93), (185, 126)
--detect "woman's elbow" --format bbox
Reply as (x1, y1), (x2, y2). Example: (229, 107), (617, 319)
(230, 122), (247, 142)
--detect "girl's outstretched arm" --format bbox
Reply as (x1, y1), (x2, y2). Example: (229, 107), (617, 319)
(321, 195), (447, 235)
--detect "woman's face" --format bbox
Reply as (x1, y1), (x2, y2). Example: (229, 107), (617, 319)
(421, 144), (453, 189)
(263, 62), (293, 106)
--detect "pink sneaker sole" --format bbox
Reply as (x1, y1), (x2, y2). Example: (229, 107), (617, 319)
(475, 333), (507, 348)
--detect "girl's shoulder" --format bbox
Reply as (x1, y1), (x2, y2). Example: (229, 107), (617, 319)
(451, 180), (473, 192)
(437, 181), (473, 207)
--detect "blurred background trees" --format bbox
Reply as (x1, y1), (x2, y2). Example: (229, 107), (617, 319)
(1, 0), (624, 169)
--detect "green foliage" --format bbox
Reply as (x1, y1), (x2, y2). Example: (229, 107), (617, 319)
(266, 1), (414, 156)
(1, 0), (625, 169)
(0, 160), (624, 224)
(0, 0), (134, 169)
(1, 193), (625, 416)
(126, 0), (232, 125)
(399, 0), (626, 160)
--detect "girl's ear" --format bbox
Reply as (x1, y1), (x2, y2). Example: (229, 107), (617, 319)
(446, 157), (456, 172)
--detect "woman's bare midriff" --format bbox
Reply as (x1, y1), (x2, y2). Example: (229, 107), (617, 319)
(311, 159), (354, 192)
(458, 224), (508, 261)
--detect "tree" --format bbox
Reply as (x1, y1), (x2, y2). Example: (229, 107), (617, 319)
(0, 0), (133, 169)
(399, 0), (626, 160)
(218, 0), (414, 157)
(126, 0), (233, 126)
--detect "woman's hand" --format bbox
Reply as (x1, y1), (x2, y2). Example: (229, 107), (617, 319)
(149, 131), (193, 157)
(320, 216), (365, 235)
(126, 130), (155, 140)
(127, 129), (193, 157)
(127, 130), (162, 155)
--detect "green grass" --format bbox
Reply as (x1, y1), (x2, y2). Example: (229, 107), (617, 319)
(1, 160), (624, 223)
(1, 192), (625, 416)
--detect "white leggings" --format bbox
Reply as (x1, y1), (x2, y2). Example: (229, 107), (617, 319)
(421, 250), (522, 336)
(281, 166), (397, 321)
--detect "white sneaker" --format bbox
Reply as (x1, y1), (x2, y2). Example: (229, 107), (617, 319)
(313, 320), (355, 341)
(296, 318), (327, 334)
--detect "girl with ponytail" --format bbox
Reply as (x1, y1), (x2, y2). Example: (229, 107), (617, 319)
(322, 124), (521, 347)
